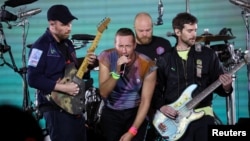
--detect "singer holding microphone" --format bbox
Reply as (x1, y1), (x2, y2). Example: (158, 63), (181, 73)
(98, 27), (157, 141)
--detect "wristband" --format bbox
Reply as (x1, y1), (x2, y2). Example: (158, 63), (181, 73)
(128, 126), (138, 136)
(110, 72), (120, 80)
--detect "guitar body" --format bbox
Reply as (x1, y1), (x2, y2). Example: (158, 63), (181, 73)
(153, 84), (204, 141)
(48, 63), (85, 115)
(46, 17), (111, 115)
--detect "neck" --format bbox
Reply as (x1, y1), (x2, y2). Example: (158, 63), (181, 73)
(176, 45), (190, 51)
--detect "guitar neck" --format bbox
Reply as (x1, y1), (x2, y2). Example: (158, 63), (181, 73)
(75, 31), (102, 78)
(186, 60), (246, 109)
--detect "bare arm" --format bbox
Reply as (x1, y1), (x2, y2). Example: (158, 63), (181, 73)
(98, 62), (120, 98)
(98, 55), (129, 98)
(120, 70), (157, 141)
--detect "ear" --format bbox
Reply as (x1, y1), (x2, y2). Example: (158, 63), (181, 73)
(49, 21), (56, 31)
(174, 29), (181, 36)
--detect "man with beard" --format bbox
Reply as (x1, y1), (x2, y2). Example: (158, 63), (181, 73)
(134, 12), (172, 61)
(27, 4), (97, 141)
(133, 12), (172, 141)
(98, 27), (157, 141)
(153, 12), (233, 141)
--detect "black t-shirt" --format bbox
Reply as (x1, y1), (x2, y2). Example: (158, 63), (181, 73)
(135, 36), (172, 61)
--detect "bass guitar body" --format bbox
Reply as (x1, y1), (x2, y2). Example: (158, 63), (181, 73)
(153, 84), (204, 141)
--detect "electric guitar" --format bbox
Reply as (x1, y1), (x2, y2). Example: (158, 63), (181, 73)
(46, 17), (111, 115)
(153, 50), (250, 141)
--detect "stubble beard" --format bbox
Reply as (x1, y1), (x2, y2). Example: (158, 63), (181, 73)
(136, 36), (152, 45)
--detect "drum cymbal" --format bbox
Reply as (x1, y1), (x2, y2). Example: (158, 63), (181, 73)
(196, 35), (235, 42)
(71, 34), (95, 41)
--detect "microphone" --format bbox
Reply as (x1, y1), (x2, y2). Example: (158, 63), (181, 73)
(120, 64), (126, 77)
(18, 8), (42, 19)
(166, 32), (177, 37)
(120, 55), (128, 76)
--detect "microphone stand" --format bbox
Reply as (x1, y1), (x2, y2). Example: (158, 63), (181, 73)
(0, 22), (34, 113)
(242, 10), (250, 117)
(186, 0), (190, 13)
(0, 23), (19, 72)
(225, 67), (237, 125)
(18, 19), (33, 113)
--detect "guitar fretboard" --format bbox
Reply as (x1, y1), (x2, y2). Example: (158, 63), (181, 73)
(76, 31), (102, 79)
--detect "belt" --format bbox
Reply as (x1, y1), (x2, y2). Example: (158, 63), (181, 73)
(194, 106), (214, 117)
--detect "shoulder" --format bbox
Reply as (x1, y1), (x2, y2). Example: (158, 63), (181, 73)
(192, 45), (218, 61)
(137, 52), (156, 64)
(157, 48), (174, 62)
(153, 36), (171, 44)
(137, 51), (153, 61)
(199, 45), (216, 55)
(98, 48), (116, 59)
(137, 52), (158, 71)
(100, 48), (115, 54)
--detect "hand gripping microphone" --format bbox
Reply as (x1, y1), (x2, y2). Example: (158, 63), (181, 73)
(120, 55), (128, 77)
(120, 64), (126, 77)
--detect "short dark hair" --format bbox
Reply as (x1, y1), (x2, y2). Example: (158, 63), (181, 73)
(172, 12), (198, 31)
(115, 28), (135, 42)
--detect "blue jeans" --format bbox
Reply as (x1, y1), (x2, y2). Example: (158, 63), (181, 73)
(43, 110), (86, 141)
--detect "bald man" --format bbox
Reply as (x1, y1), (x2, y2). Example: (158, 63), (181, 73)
(134, 12), (172, 61)
(133, 12), (172, 141)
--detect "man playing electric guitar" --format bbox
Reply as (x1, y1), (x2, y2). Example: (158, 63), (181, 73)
(152, 12), (233, 141)
(27, 5), (98, 141)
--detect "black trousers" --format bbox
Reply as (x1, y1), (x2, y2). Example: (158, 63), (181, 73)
(43, 110), (86, 141)
(100, 106), (148, 141)
(155, 115), (215, 141)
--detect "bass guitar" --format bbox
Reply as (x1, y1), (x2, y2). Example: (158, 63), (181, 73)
(46, 17), (111, 115)
(153, 50), (250, 141)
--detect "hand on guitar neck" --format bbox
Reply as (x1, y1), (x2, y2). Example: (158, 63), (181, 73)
(86, 52), (97, 65)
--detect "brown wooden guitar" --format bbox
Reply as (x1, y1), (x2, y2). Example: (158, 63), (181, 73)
(46, 17), (111, 115)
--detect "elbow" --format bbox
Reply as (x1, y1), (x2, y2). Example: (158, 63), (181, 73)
(99, 91), (108, 99)
(99, 87), (109, 99)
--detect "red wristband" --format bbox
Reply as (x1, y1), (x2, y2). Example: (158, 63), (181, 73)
(128, 126), (138, 136)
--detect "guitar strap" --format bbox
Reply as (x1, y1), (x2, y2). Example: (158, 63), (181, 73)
(57, 41), (73, 64)
(194, 43), (203, 85)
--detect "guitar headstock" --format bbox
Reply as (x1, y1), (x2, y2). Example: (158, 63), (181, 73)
(97, 17), (111, 33)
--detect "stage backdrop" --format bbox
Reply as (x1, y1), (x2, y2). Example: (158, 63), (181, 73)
(0, 0), (249, 128)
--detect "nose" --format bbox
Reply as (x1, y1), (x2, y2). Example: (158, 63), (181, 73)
(66, 23), (72, 30)
(142, 31), (148, 36)
(121, 47), (127, 53)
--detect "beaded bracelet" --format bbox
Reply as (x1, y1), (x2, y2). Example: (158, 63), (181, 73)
(128, 126), (138, 136)
(110, 72), (120, 80)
